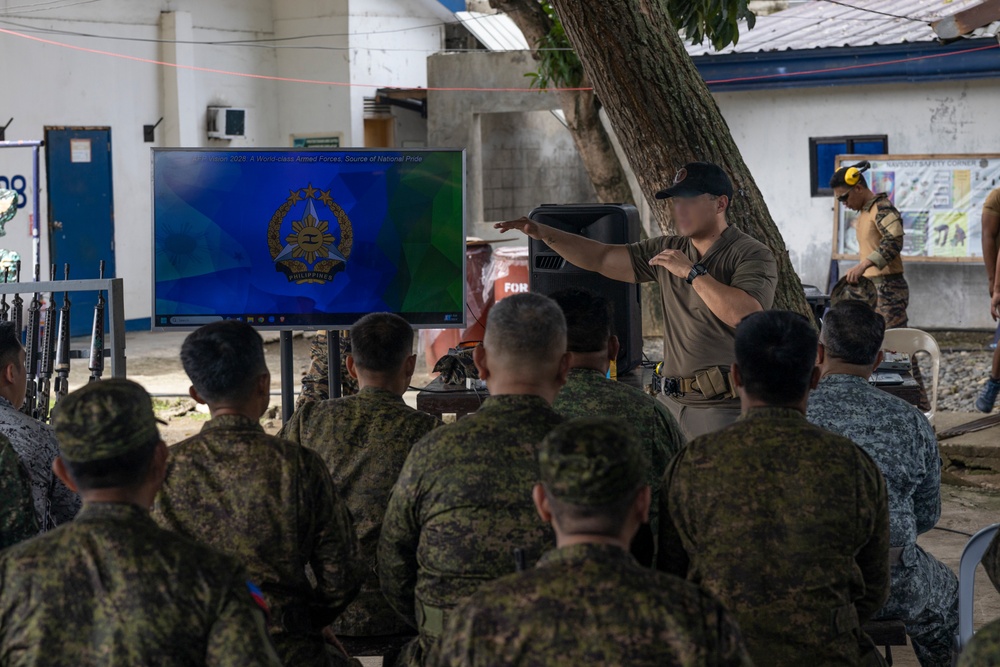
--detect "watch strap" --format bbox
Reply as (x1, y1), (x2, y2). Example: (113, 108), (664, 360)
(686, 263), (708, 285)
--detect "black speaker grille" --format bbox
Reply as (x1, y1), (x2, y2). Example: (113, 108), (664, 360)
(534, 255), (564, 270)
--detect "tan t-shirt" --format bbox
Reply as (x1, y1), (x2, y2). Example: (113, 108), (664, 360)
(628, 225), (777, 404)
(985, 188), (1000, 215)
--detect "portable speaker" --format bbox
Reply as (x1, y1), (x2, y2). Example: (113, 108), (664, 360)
(527, 203), (643, 373)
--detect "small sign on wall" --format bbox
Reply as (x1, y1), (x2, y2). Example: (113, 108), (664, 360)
(70, 139), (91, 163)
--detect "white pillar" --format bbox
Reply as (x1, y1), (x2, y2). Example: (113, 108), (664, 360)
(160, 11), (199, 147)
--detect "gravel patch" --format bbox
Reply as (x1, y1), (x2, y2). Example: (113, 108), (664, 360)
(928, 349), (995, 413)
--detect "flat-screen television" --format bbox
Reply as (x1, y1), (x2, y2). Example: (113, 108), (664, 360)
(151, 148), (466, 330)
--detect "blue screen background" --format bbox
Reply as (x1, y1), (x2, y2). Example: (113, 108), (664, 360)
(152, 149), (465, 329)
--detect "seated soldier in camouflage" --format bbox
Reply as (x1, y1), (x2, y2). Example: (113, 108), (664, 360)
(659, 310), (891, 667)
(280, 312), (442, 663)
(0, 379), (281, 667)
(433, 416), (752, 667)
(0, 432), (37, 549)
(0, 321), (80, 529)
(808, 302), (957, 667)
(550, 287), (684, 565)
(378, 292), (568, 666)
(152, 321), (366, 667)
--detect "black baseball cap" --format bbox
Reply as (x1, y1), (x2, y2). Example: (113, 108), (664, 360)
(655, 162), (734, 200)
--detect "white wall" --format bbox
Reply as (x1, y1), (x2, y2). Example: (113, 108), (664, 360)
(272, 0), (352, 146)
(713, 78), (1000, 329)
(347, 0), (446, 146)
(0, 0), (279, 324)
(0, 0), (448, 325)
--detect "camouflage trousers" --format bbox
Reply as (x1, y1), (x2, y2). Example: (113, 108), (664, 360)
(876, 274), (909, 330)
(296, 332), (358, 410)
(875, 543), (958, 667)
(876, 274), (932, 410)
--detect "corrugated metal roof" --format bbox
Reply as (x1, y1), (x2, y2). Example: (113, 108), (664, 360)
(686, 0), (1000, 56)
(455, 11), (529, 51)
(457, 2), (999, 57)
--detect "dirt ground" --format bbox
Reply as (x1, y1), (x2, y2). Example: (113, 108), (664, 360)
(120, 330), (1000, 665)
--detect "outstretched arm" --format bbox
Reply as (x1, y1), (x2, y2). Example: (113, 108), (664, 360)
(494, 217), (636, 283)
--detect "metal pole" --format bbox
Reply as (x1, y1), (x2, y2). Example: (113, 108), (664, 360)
(280, 331), (294, 424)
(31, 146), (40, 281)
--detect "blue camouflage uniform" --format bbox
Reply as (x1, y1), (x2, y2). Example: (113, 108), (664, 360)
(808, 374), (957, 667)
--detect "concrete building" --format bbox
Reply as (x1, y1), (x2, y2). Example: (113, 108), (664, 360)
(3, 0), (998, 330)
(0, 0), (454, 329)
(449, 0), (1000, 329)
(689, 0), (1000, 329)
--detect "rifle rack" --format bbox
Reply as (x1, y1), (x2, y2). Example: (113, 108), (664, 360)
(0, 277), (126, 378)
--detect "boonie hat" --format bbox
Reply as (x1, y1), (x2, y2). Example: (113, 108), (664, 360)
(52, 379), (165, 463)
(829, 276), (878, 309)
(538, 417), (647, 506)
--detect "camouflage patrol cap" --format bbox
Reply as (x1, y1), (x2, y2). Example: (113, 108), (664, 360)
(829, 276), (878, 309)
(538, 417), (647, 506)
(52, 379), (164, 463)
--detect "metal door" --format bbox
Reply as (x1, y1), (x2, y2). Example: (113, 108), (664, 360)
(45, 127), (115, 336)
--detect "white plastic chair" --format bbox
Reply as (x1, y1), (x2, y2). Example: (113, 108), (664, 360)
(955, 523), (1000, 654)
(882, 328), (940, 425)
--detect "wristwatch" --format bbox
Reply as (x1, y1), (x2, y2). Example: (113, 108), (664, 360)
(686, 263), (708, 285)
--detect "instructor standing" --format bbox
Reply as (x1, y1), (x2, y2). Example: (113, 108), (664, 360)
(495, 162), (777, 438)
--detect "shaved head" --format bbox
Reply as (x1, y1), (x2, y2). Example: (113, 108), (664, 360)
(483, 293), (567, 380)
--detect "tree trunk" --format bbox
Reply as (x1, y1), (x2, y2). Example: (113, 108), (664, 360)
(488, 0), (634, 206)
(547, 0), (812, 318)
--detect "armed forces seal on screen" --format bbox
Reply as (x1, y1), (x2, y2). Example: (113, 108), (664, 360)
(268, 184), (353, 285)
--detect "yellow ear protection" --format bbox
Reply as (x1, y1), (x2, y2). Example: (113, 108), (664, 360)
(843, 161), (871, 186)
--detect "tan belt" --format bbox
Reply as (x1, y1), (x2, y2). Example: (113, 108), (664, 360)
(415, 599), (446, 639)
(666, 367), (738, 400)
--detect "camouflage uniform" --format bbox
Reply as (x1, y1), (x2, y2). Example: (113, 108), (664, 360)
(279, 387), (442, 637)
(552, 367), (685, 536)
(0, 395), (80, 528)
(152, 414), (366, 667)
(0, 378), (283, 667)
(433, 543), (751, 667)
(0, 435), (38, 549)
(297, 332), (358, 409)
(876, 276), (909, 329)
(658, 407), (891, 667)
(0, 503), (282, 667)
(378, 394), (563, 666)
(856, 193), (908, 329)
(434, 416), (751, 667)
(958, 618), (1000, 666)
(808, 374), (957, 667)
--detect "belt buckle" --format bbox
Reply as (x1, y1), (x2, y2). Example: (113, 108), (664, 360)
(663, 377), (683, 398)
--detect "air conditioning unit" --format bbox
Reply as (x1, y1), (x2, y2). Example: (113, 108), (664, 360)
(207, 107), (246, 139)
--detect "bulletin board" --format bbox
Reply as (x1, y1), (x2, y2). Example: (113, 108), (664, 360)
(833, 154), (1000, 263)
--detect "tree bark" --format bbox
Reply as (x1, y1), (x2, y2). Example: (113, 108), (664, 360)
(547, 0), (811, 318)
(488, 0), (634, 206)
